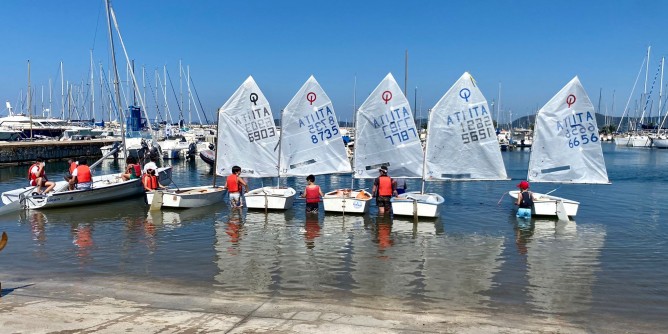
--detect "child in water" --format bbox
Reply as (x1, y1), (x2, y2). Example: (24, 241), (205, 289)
(301, 174), (324, 214)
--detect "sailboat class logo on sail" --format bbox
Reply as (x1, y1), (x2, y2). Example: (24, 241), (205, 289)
(555, 93), (599, 148)
(297, 93), (339, 145)
(370, 90), (418, 146)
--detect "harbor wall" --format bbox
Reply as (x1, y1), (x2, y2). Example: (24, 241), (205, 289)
(0, 139), (120, 166)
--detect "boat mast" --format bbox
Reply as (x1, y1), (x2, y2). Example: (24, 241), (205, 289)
(28, 60), (32, 140)
(187, 65), (192, 125)
(658, 57), (664, 132)
(90, 50), (95, 121)
(105, 0), (127, 156)
(350, 74), (357, 190)
(48, 78), (52, 118)
(60, 61), (65, 119)
(108, 6), (154, 133)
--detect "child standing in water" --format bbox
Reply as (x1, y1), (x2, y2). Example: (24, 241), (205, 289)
(301, 174), (324, 214)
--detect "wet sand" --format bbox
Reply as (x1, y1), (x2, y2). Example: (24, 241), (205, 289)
(0, 274), (595, 334)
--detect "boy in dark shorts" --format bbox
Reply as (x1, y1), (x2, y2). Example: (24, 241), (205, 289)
(371, 165), (397, 215)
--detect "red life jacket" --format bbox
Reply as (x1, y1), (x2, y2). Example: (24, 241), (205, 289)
(132, 164), (141, 177)
(75, 165), (92, 183)
(28, 163), (46, 182)
(69, 162), (77, 174)
(143, 174), (158, 190)
(305, 185), (321, 203)
(377, 176), (393, 196)
(226, 174), (240, 192)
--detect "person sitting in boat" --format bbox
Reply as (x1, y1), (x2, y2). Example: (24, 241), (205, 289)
(515, 180), (535, 218)
(142, 168), (166, 192)
(28, 157), (55, 195)
(300, 174), (324, 214)
(143, 157), (158, 174)
(226, 166), (248, 208)
(395, 178), (407, 195)
(72, 158), (93, 190)
(64, 158), (78, 190)
(372, 165), (397, 215)
(121, 156), (141, 181)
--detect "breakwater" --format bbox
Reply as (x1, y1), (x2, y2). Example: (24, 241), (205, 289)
(0, 139), (120, 166)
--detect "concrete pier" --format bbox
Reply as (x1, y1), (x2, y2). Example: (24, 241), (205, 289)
(0, 139), (119, 166)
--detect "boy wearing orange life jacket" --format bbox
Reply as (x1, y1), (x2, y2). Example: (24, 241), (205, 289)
(371, 165), (397, 215)
(28, 157), (55, 195)
(300, 174), (324, 214)
(72, 158), (93, 190)
(226, 166), (248, 208)
(142, 168), (166, 191)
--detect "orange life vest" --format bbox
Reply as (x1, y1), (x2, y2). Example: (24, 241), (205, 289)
(75, 165), (92, 183)
(69, 162), (77, 174)
(377, 176), (393, 196)
(226, 174), (240, 192)
(305, 185), (321, 203)
(143, 174), (158, 190)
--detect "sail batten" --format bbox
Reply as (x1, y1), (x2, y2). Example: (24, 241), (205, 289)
(279, 75), (351, 176)
(425, 72), (508, 181)
(528, 76), (609, 184)
(353, 73), (424, 179)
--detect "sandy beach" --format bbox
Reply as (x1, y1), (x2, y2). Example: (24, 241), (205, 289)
(0, 273), (601, 334)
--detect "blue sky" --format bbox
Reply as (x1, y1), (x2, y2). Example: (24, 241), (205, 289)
(1, 0), (667, 124)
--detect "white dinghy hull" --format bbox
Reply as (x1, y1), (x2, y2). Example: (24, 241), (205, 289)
(146, 186), (226, 209)
(508, 190), (579, 217)
(322, 189), (372, 214)
(245, 186), (297, 210)
(1, 174), (144, 210)
(391, 192), (445, 218)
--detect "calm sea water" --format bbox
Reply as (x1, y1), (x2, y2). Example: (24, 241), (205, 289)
(0, 143), (666, 331)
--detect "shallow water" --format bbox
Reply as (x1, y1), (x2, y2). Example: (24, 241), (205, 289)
(0, 143), (666, 331)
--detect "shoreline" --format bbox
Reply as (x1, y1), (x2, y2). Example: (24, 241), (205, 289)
(0, 274), (637, 334)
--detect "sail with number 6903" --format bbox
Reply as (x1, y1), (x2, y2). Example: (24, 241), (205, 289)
(216, 76), (279, 178)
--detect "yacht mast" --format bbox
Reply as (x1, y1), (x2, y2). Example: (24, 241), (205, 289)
(105, 0), (127, 155)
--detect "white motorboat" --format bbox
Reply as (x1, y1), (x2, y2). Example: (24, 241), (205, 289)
(322, 189), (372, 214)
(651, 136), (668, 148)
(245, 186), (297, 210)
(1, 174), (143, 210)
(509, 76), (609, 219)
(216, 76), (295, 210)
(146, 186), (226, 208)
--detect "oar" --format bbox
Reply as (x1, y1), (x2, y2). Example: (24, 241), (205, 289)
(0, 231), (7, 252)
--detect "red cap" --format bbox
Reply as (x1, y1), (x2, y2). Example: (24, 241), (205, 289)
(517, 181), (530, 189)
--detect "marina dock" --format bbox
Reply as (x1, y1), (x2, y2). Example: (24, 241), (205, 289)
(0, 139), (120, 166)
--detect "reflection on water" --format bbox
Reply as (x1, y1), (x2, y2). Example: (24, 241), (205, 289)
(1, 151), (667, 329)
(525, 219), (606, 315)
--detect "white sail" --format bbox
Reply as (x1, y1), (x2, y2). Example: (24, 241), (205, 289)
(216, 76), (279, 178)
(279, 75), (351, 176)
(528, 76), (609, 184)
(353, 73), (423, 178)
(425, 72), (507, 180)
